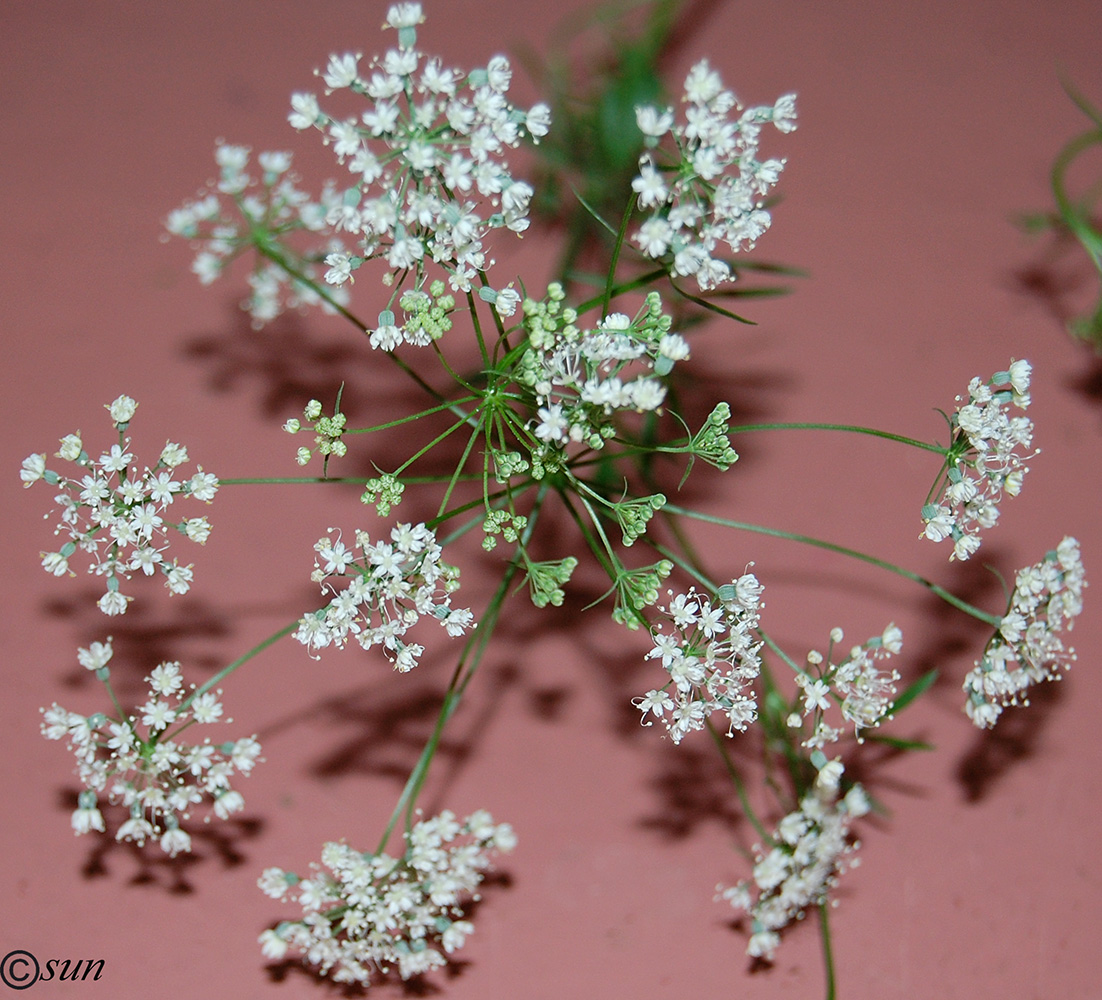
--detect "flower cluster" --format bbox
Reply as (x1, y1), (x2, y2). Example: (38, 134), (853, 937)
(40, 639), (261, 855)
(369, 281), (456, 350)
(166, 143), (350, 325)
(922, 360), (1037, 560)
(631, 60), (796, 290)
(294, 522), (474, 668)
(283, 396), (348, 467)
(718, 774), (869, 962)
(20, 395), (218, 615)
(791, 625), (902, 747)
(257, 809), (516, 984)
(291, 3), (550, 295)
(517, 286), (688, 454)
(632, 573), (764, 743)
(964, 536), (1085, 728)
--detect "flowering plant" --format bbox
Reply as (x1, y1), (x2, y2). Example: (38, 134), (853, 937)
(21, 3), (1087, 997)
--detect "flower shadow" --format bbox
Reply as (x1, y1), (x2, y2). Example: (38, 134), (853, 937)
(61, 789), (265, 893)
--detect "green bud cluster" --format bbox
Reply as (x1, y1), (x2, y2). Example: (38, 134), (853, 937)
(612, 559), (673, 628)
(289, 397), (348, 467)
(361, 472), (405, 516)
(400, 280), (455, 343)
(528, 444), (566, 482)
(482, 509), (529, 551)
(690, 402), (739, 470)
(521, 283), (578, 353)
(525, 556), (578, 608)
(614, 492), (666, 546)
(493, 450), (530, 484)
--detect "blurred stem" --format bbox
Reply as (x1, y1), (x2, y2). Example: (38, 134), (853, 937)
(819, 901), (837, 1000)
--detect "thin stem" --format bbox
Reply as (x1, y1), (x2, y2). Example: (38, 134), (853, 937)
(394, 415), (472, 478)
(344, 396), (482, 435)
(705, 719), (771, 843)
(179, 620), (300, 713)
(466, 290), (491, 370)
(726, 422), (945, 453)
(575, 267), (668, 315)
(376, 491), (547, 851)
(818, 902), (838, 1000)
(436, 417), (484, 519)
(254, 242), (372, 333)
(601, 197), (637, 320)
(255, 242), (452, 406)
(221, 476), (375, 485)
(662, 504), (1001, 626)
(101, 676), (130, 729)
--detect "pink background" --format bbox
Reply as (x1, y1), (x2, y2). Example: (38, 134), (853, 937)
(3, 1), (1101, 997)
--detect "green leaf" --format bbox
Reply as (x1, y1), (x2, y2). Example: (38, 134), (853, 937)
(861, 733), (935, 752)
(886, 668), (938, 716)
(668, 279), (755, 324)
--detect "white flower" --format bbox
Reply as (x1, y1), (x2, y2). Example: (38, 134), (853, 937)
(107, 395), (138, 425)
(258, 929), (289, 961)
(964, 538), (1085, 728)
(636, 581), (763, 742)
(630, 62), (794, 289)
(20, 452), (47, 486)
(322, 52), (361, 91)
(386, 3), (423, 29)
(71, 801), (106, 835)
(259, 810), (512, 985)
(288, 92), (321, 130)
(635, 104), (674, 138)
(720, 784), (862, 962)
(922, 361), (1039, 560)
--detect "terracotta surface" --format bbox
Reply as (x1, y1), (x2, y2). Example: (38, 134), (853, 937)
(3, 1), (1101, 998)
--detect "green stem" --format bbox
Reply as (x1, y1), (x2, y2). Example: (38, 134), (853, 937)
(818, 901), (837, 1000)
(436, 417), (484, 519)
(221, 476), (375, 485)
(662, 504), (1001, 625)
(101, 676), (130, 729)
(466, 289), (491, 370)
(394, 415), (473, 478)
(726, 422), (945, 453)
(376, 491), (547, 851)
(344, 395), (482, 435)
(574, 267), (668, 316)
(255, 242), (452, 406)
(179, 620), (300, 713)
(705, 719), (771, 844)
(601, 197), (637, 319)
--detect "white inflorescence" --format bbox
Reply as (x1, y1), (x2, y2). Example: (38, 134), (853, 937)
(922, 359), (1036, 560)
(632, 573), (764, 743)
(717, 776), (869, 962)
(964, 536), (1085, 728)
(257, 809), (516, 984)
(40, 639), (261, 855)
(20, 395), (217, 616)
(294, 521), (474, 670)
(288, 2), (550, 298)
(166, 144), (352, 326)
(793, 624), (903, 748)
(630, 59), (796, 290)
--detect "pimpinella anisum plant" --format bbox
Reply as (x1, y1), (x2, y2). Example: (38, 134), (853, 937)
(23, 3), (1085, 996)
